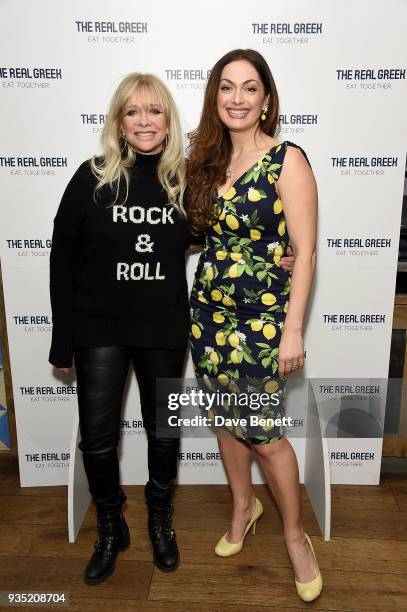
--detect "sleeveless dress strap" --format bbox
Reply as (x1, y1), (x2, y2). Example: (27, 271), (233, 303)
(284, 140), (312, 168)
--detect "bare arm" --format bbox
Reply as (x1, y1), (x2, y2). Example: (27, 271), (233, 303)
(276, 146), (318, 377)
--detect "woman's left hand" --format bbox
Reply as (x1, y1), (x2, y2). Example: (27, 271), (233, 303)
(278, 329), (305, 378)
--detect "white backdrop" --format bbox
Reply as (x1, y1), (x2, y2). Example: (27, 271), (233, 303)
(0, 0), (406, 486)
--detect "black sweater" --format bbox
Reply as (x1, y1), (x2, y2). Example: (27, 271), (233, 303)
(49, 153), (190, 368)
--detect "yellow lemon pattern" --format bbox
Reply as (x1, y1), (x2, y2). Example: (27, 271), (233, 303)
(247, 187), (262, 202)
(274, 199), (283, 214)
(261, 292), (277, 306)
(225, 214), (239, 230)
(190, 142), (309, 445)
(230, 252), (243, 262)
(215, 250), (227, 260)
(215, 330), (226, 346)
(263, 323), (277, 340)
(222, 186), (236, 201)
(250, 228), (261, 241)
(213, 311), (225, 324)
(278, 218), (286, 236)
(211, 289), (222, 302)
(218, 372), (229, 385)
(228, 332), (240, 347)
(191, 323), (201, 339)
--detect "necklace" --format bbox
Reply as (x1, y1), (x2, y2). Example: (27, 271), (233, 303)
(225, 147), (263, 179)
(225, 140), (274, 181)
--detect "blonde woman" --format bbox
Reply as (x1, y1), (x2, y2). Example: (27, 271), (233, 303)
(49, 74), (188, 583)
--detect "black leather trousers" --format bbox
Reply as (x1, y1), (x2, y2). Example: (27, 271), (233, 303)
(75, 346), (186, 512)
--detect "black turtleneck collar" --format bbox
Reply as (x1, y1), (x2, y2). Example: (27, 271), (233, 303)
(132, 150), (162, 169)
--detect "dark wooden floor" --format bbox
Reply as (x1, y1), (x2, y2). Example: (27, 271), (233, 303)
(0, 454), (406, 611)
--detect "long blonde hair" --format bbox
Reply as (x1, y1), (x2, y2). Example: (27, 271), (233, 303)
(91, 73), (186, 213)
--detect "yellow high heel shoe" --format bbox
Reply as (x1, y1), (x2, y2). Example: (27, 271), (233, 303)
(215, 497), (263, 557)
(294, 533), (323, 602)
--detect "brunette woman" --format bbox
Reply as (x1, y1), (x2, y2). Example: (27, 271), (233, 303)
(187, 49), (321, 602)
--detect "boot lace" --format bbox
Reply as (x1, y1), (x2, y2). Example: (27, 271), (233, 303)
(151, 506), (175, 540)
(94, 512), (122, 557)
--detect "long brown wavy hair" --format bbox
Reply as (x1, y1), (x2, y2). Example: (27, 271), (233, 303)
(186, 49), (279, 236)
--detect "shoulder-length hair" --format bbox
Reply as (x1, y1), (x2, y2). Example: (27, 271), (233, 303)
(186, 49), (279, 234)
(91, 72), (186, 213)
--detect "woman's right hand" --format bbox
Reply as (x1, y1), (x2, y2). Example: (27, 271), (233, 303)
(280, 245), (295, 273)
(58, 368), (71, 374)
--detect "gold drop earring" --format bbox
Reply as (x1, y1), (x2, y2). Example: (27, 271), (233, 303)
(261, 103), (269, 121)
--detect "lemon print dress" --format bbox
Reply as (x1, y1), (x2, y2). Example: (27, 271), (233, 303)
(190, 141), (308, 445)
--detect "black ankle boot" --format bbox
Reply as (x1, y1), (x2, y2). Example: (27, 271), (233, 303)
(145, 479), (179, 572)
(84, 505), (130, 585)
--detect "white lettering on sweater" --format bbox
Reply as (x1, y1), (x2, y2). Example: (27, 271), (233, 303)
(135, 234), (153, 252)
(117, 262), (165, 281)
(113, 205), (174, 224)
(113, 204), (174, 281)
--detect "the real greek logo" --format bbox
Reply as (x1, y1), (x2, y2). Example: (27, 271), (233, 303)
(75, 20), (148, 44)
(323, 313), (386, 332)
(13, 315), (51, 334)
(179, 451), (221, 467)
(337, 68), (406, 90)
(279, 113), (318, 135)
(6, 239), (51, 258)
(329, 450), (375, 467)
(164, 68), (211, 90)
(0, 67), (62, 89)
(327, 237), (391, 258)
(25, 451), (70, 469)
(81, 113), (106, 134)
(0, 156), (68, 176)
(252, 22), (322, 45)
(331, 156), (398, 176)
(120, 418), (145, 436)
(20, 386), (77, 402)
(319, 383), (380, 396)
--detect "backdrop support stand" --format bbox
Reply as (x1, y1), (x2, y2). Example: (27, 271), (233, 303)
(304, 381), (331, 541)
(68, 411), (91, 543)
